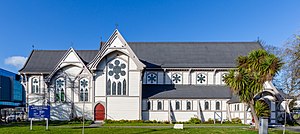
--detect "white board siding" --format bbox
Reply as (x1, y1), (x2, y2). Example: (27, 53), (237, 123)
(94, 97), (105, 104)
(64, 51), (79, 62)
(129, 57), (138, 70)
(128, 72), (141, 96)
(148, 111), (169, 121)
(107, 97), (140, 120)
(172, 112), (198, 121)
(28, 94), (44, 105)
(50, 103), (72, 120)
(73, 103), (93, 120)
(182, 72), (189, 84)
(95, 71), (106, 96)
(207, 72), (214, 85)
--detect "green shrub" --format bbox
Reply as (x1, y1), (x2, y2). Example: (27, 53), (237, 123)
(188, 117), (201, 124)
(231, 118), (242, 124)
(205, 118), (214, 124)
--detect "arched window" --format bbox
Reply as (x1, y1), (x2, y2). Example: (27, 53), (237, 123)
(187, 101), (191, 110)
(205, 101), (209, 110)
(172, 73), (182, 84)
(175, 101), (180, 110)
(123, 79), (126, 95)
(197, 73), (207, 84)
(157, 101), (162, 110)
(107, 58), (127, 96)
(117, 82), (122, 95)
(80, 78), (89, 102)
(55, 77), (65, 102)
(147, 101), (151, 110)
(106, 80), (111, 95)
(31, 77), (39, 94)
(216, 101), (220, 110)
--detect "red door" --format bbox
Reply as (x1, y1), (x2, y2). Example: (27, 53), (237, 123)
(94, 103), (105, 120)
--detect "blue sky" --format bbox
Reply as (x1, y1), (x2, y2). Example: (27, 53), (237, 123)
(0, 0), (300, 73)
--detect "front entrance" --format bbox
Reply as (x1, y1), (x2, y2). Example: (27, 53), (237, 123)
(94, 103), (105, 121)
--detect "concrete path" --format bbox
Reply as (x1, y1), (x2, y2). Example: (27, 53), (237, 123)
(276, 126), (300, 133)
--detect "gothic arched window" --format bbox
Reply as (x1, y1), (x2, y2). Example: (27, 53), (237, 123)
(205, 101), (209, 110)
(157, 101), (162, 110)
(55, 77), (65, 102)
(187, 101), (192, 110)
(31, 77), (39, 94)
(80, 78), (89, 102)
(107, 58), (127, 95)
(216, 101), (220, 110)
(175, 101), (181, 110)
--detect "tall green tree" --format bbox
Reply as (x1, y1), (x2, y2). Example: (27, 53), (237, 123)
(224, 49), (283, 129)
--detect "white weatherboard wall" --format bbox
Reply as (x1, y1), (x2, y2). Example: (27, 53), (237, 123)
(106, 97), (140, 120)
(128, 71), (141, 96)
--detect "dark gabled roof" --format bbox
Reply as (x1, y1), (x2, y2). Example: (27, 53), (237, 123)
(142, 84), (232, 99)
(19, 50), (98, 73)
(19, 42), (262, 73)
(128, 42), (262, 68)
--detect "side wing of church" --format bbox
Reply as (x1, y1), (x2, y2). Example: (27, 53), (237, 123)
(19, 30), (289, 124)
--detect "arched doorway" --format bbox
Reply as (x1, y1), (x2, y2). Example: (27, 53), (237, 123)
(94, 103), (105, 121)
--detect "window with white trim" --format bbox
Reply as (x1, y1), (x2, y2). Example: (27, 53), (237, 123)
(157, 101), (162, 110)
(216, 101), (221, 110)
(204, 101), (210, 110)
(187, 101), (192, 110)
(175, 101), (181, 110)
(106, 58), (127, 95)
(172, 73), (182, 84)
(31, 77), (39, 94)
(197, 73), (207, 85)
(79, 78), (89, 102)
(55, 77), (66, 102)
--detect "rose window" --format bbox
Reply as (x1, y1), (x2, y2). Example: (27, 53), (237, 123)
(108, 60), (126, 79)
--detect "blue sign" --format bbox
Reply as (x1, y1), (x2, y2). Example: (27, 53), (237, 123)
(29, 105), (50, 119)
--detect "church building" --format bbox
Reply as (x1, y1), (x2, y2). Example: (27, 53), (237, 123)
(19, 30), (289, 124)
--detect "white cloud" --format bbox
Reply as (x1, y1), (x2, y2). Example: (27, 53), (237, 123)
(4, 56), (27, 69)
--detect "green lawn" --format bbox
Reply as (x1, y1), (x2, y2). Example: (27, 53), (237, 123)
(102, 122), (247, 126)
(0, 125), (297, 134)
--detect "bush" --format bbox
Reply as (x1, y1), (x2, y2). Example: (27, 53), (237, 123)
(206, 118), (214, 124)
(188, 117), (201, 124)
(231, 118), (242, 124)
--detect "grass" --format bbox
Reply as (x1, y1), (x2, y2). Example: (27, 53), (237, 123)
(0, 126), (297, 134)
(0, 121), (297, 134)
(102, 122), (247, 126)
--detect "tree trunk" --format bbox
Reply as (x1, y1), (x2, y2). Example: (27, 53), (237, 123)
(249, 100), (259, 129)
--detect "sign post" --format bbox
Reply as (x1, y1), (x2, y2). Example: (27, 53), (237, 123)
(28, 105), (50, 130)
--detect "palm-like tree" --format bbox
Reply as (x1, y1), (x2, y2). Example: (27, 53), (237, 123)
(224, 49), (283, 129)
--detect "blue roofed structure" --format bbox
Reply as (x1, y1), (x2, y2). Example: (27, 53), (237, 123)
(0, 68), (25, 108)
